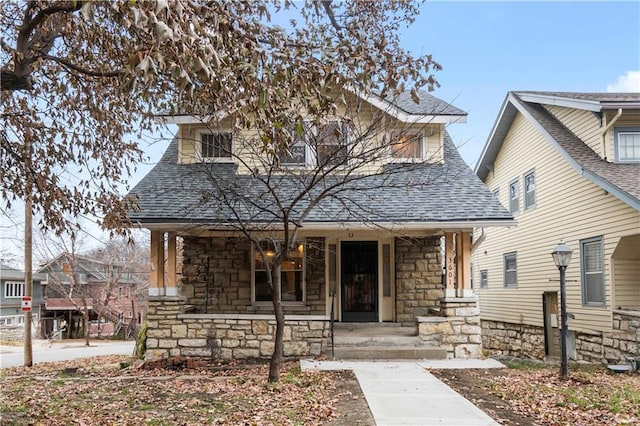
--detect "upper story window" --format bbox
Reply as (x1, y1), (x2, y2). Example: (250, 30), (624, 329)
(200, 132), (233, 161)
(524, 170), (536, 210)
(615, 127), (640, 162)
(4, 281), (25, 298)
(480, 270), (488, 289)
(390, 133), (424, 161)
(254, 240), (305, 303)
(277, 121), (349, 168)
(509, 179), (519, 213)
(581, 236), (605, 306)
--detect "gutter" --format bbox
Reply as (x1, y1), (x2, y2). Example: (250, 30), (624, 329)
(471, 227), (486, 253)
(601, 108), (622, 161)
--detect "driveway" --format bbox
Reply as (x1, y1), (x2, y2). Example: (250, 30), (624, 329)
(0, 339), (135, 368)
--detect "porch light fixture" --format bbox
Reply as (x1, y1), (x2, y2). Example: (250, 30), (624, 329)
(551, 240), (572, 378)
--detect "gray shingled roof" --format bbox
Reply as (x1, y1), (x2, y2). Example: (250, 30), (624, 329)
(128, 132), (511, 227)
(515, 91), (640, 103)
(380, 91), (467, 116)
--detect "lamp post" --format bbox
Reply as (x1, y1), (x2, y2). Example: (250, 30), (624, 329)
(551, 240), (572, 378)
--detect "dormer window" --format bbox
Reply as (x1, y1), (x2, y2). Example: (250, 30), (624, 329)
(200, 132), (233, 161)
(615, 127), (640, 162)
(390, 133), (424, 161)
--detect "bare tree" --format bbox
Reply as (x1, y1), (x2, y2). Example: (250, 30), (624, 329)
(181, 93), (465, 381)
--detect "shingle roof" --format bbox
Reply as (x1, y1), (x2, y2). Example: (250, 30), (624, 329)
(380, 91), (467, 116)
(515, 91), (640, 103)
(127, 132), (512, 227)
(516, 97), (640, 208)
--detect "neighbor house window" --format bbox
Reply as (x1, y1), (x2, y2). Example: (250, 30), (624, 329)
(524, 170), (536, 210)
(390, 133), (424, 160)
(503, 253), (517, 287)
(480, 270), (488, 289)
(581, 236), (605, 306)
(509, 180), (519, 213)
(492, 188), (500, 199)
(254, 240), (305, 302)
(200, 132), (232, 160)
(4, 281), (25, 298)
(615, 128), (640, 162)
(315, 121), (349, 167)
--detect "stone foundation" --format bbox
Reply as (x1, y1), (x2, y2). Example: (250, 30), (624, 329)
(482, 310), (639, 364)
(145, 297), (329, 360)
(417, 297), (482, 359)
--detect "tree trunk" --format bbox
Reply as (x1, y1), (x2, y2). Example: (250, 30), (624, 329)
(269, 262), (284, 383)
(83, 304), (90, 347)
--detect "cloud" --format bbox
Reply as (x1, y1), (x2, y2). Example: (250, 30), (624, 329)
(606, 71), (640, 92)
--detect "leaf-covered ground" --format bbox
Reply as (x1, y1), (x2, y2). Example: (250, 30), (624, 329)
(432, 361), (640, 426)
(0, 356), (372, 425)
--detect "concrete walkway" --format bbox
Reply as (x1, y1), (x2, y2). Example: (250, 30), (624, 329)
(301, 359), (504, 426)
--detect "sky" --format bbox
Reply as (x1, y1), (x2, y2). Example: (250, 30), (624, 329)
(2, 1), (639, 266)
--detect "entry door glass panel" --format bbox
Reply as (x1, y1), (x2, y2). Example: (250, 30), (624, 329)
(341, 241), (378, 322)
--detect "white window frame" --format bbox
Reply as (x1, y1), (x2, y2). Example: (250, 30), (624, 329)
(4, 281), (25, 298)
(314, 121), (350, 168)
(581, 236), (605, 306)
(523, 169), (536, 210)
(614, 127), (640, 163)
(509, 179), (520, 214)
(196, 130), (234, 162)
(503, 252), (517, 288)
(480, 270), (488, 289)
(388, 131), (426, 162)
(252, 240), (306, 304)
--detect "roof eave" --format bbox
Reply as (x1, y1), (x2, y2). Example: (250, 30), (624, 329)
(516, 93), (602, 112)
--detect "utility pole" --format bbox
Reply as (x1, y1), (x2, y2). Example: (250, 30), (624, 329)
(24, 141), (33, 367)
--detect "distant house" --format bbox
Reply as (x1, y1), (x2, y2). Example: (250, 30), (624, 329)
(473, 91), (639, 364)
(126, 90), (514, 361)
(38, 254), (146, 340)
(0, 263), (46, 340)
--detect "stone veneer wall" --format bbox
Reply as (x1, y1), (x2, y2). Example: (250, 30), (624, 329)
(180, 237), (325, 315)
(145, 297), (329, 360)
(395, 237), (443, 324)
(417, 297), (483, 359)
(482, 310), (639, 364)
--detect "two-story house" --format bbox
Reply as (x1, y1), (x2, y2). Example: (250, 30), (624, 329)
(0, 263), (46, 340)
(39, 253), (145, 339)
(473, 91), (639, 364)
(128, 90), (514, 360)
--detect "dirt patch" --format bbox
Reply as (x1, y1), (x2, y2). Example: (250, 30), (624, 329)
(326, 370), (375, 425)
(431, 368), (537, 425)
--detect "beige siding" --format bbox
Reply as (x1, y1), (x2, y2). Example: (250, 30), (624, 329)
(604, 113), (640, 162)
(474, 112), (640, 334)
(545, 105), (602, 157)
(614, 260), (640, 309)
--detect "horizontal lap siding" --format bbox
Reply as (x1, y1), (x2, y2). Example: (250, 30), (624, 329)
(614, 259), (640, 310)
(474, 112), (640, 334)
(545, 105), (601, 157)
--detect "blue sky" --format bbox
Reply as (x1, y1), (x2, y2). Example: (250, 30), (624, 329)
(401, 1), (640, 167)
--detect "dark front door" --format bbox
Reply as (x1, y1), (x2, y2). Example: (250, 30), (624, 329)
(341, 241), (378, 322)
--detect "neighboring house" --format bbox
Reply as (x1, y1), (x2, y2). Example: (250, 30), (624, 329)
(128, 90), (514, 361)
(0, 263), (46, 340)
(38, 254), (145, 339)
(473, 91), (640, 364)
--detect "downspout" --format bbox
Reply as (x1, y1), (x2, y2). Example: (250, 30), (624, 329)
(471, 228), (486, 253)
(601, 108), (622, 162)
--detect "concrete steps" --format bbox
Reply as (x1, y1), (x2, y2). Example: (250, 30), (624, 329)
(327, 323), (448, 360)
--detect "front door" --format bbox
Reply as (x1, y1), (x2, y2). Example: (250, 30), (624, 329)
(341, 241), (378, 322)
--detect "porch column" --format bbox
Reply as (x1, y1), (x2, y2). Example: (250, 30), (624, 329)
(149, 231), (165, 296)
(166, 232), (178, 296)
(444, 232), (456, 298)
(456, 232), (473, 297)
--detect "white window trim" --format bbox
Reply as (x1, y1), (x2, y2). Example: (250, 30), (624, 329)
(523, 169), (536, 210)
(195, 129), (235, 163)
(581, 236), (605, 306)
(509, 179), (520, 214)
(503, 252), (517, 288)
(387, 131), (427, 163)
(4, 281), (25, 298)
(614, 127), (640, 163)
(480, 270), (488, 289)
(277, 120), (350, 169)
(251, 240), (307, 305)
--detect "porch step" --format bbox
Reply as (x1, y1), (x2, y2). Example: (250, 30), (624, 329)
(331, 346), (448, 360)
(333, 335), (426, 347)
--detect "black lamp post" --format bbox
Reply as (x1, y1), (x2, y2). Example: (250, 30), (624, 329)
(551, 240), (573, 378)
